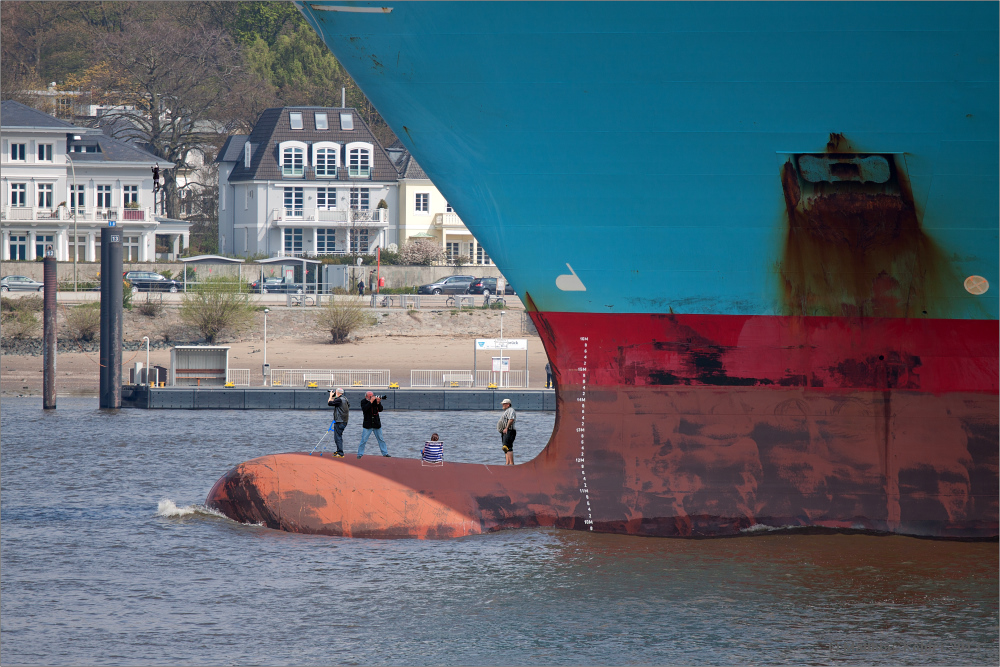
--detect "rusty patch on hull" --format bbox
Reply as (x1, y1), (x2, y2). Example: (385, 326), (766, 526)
(207, 310), (997, 540)
(778, 148), (957, 319)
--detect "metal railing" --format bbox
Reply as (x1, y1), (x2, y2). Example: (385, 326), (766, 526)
(270, 368), (390, 388)
(411, 370), (475, 387)
(227, 368), (250, 386)
(1, 205), (151, 222)
(475, 370), (529, 388)
(269, 208), (387, 226)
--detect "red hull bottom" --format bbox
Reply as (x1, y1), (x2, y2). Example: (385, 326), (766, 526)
(206, 313), (998, 539)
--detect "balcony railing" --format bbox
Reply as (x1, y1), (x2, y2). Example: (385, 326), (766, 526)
(433, 212), (468, 229)
(270, 208), (388, 226)
(1, 206), (152, 223)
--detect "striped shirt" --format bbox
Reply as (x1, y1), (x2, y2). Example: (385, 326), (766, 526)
(422, 442), (444, 463)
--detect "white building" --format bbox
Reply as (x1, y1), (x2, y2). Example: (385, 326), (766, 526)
(217, 107), (396, 258)
(0, 100), (178, 262)
(388, 144), (492, 265)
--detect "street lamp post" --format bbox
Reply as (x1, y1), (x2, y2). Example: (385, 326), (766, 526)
(263, 308), (270, 386)
(142, 336), (150, 385)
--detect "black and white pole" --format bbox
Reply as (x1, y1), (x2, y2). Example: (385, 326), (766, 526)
(42, 245), (57, 409)
(99, 223), (123, 409)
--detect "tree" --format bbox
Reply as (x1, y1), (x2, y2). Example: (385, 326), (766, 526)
(399, 240), (446, 266)
(180, 277), (257, 343)
(81, 11), (259, 219)
(315, 298), (372, 344)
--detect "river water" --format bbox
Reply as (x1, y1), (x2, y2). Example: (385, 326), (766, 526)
(2, 397), (997, 666)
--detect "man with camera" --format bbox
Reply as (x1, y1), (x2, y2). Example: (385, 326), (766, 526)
(326, 388), (349, 458)
(357, 391), (391, 458)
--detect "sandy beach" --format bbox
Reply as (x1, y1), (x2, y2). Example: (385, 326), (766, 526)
(1, 299), (549, 396)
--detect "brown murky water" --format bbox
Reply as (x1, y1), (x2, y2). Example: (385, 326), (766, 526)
(2, 398), (996, 665)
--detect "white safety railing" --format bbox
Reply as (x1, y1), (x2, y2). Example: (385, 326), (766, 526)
(227, 369), (250, 386)
(411, 370), (475, 387)
(474, 370), (529, 388)
(270, 368), (390, 388)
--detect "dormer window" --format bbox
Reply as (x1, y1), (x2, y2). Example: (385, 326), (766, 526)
(312, 141), (340, 177)
(289, 112), (303, 130)
(315, 113), (329, 130)
(279, 140), (307, 177)
(347, 142), (372, 178)
(340, 113), (354, 130)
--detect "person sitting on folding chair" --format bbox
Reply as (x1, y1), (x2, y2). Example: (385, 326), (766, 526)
(420, 433), (443, 465)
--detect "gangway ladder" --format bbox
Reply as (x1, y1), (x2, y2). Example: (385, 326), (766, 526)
(310, 418), (338, 455)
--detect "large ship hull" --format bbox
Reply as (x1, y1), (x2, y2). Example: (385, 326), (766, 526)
(207, 2), (998, 538)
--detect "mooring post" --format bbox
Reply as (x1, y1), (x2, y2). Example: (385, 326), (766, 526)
(42, 247), (57, 409)
(99, 225), (123, 409)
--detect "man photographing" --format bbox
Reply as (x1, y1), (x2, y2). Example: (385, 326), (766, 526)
(327, 388), (349, 458)
(357, 391), (391, 458)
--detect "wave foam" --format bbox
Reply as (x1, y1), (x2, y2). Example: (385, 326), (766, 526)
(156, 499), (234, 521)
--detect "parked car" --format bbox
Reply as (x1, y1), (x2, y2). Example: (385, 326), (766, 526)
(0, 275), (44, 292)
(250, 278), (303, 294)
(123, 271), (181, 293)
(417, 275), (476, 295)
(466, 277), (515, 296)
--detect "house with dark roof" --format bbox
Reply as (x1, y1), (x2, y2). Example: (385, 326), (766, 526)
(1, 100), (179, 262)
(217, 107), (398, 258)
(392, 146), (493, 265)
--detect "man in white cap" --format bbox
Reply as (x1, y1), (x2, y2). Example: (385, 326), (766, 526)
(498, 398), (517, 465)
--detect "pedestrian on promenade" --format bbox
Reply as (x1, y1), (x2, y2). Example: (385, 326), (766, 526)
(357, 279), (365, 297)
(420, 433), (443, 464)
(498, 398), (516, 465)
(327, 387), (349, 457)
(545, 362), (553, 388)
(358, 391), (390, 458)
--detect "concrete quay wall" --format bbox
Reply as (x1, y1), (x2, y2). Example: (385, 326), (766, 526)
(122, 386), (556, 411)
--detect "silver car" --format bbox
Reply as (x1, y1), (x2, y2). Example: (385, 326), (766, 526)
(0, 275), (44, 292)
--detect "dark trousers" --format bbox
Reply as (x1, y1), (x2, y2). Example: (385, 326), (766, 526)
(501, 428), (516, 451)
(333, 421), (348, 453)
(545, 372), (552, 388)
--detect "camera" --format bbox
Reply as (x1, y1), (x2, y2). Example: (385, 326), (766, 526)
(378, 394), (388, 400)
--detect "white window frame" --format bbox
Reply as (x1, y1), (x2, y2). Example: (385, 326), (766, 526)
(289, 111), (304, 130)
(316, 187), (337, 210)
(340, 113), (354, 130)
(37, 183), (54, 209)
(10, 143), (26, 161)
(284, 227), (304, 254)
(349, 187), (369, 210)
(350, 228), (369, 253)
(316, 228), (337, 254)
(8, 234), (28, 260)
(37, 144), (53, 161)
(312, 141), (340, 178)
(415, 192), (429, 213)
(314, 112), (329, 130)
(34, 234), (54, 260)
(123, 185), (139, 206)
(97, 185), (112, 209)
(123, 235), (140, 262)
(10, 183), (27, 207)
(347, 142), (372, 178)
(283, 187), (304, 217)
(279, 141), (307, 177)
(69, 184), (85, 210)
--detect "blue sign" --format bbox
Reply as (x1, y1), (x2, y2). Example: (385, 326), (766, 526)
(108, 220), (116, 227)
